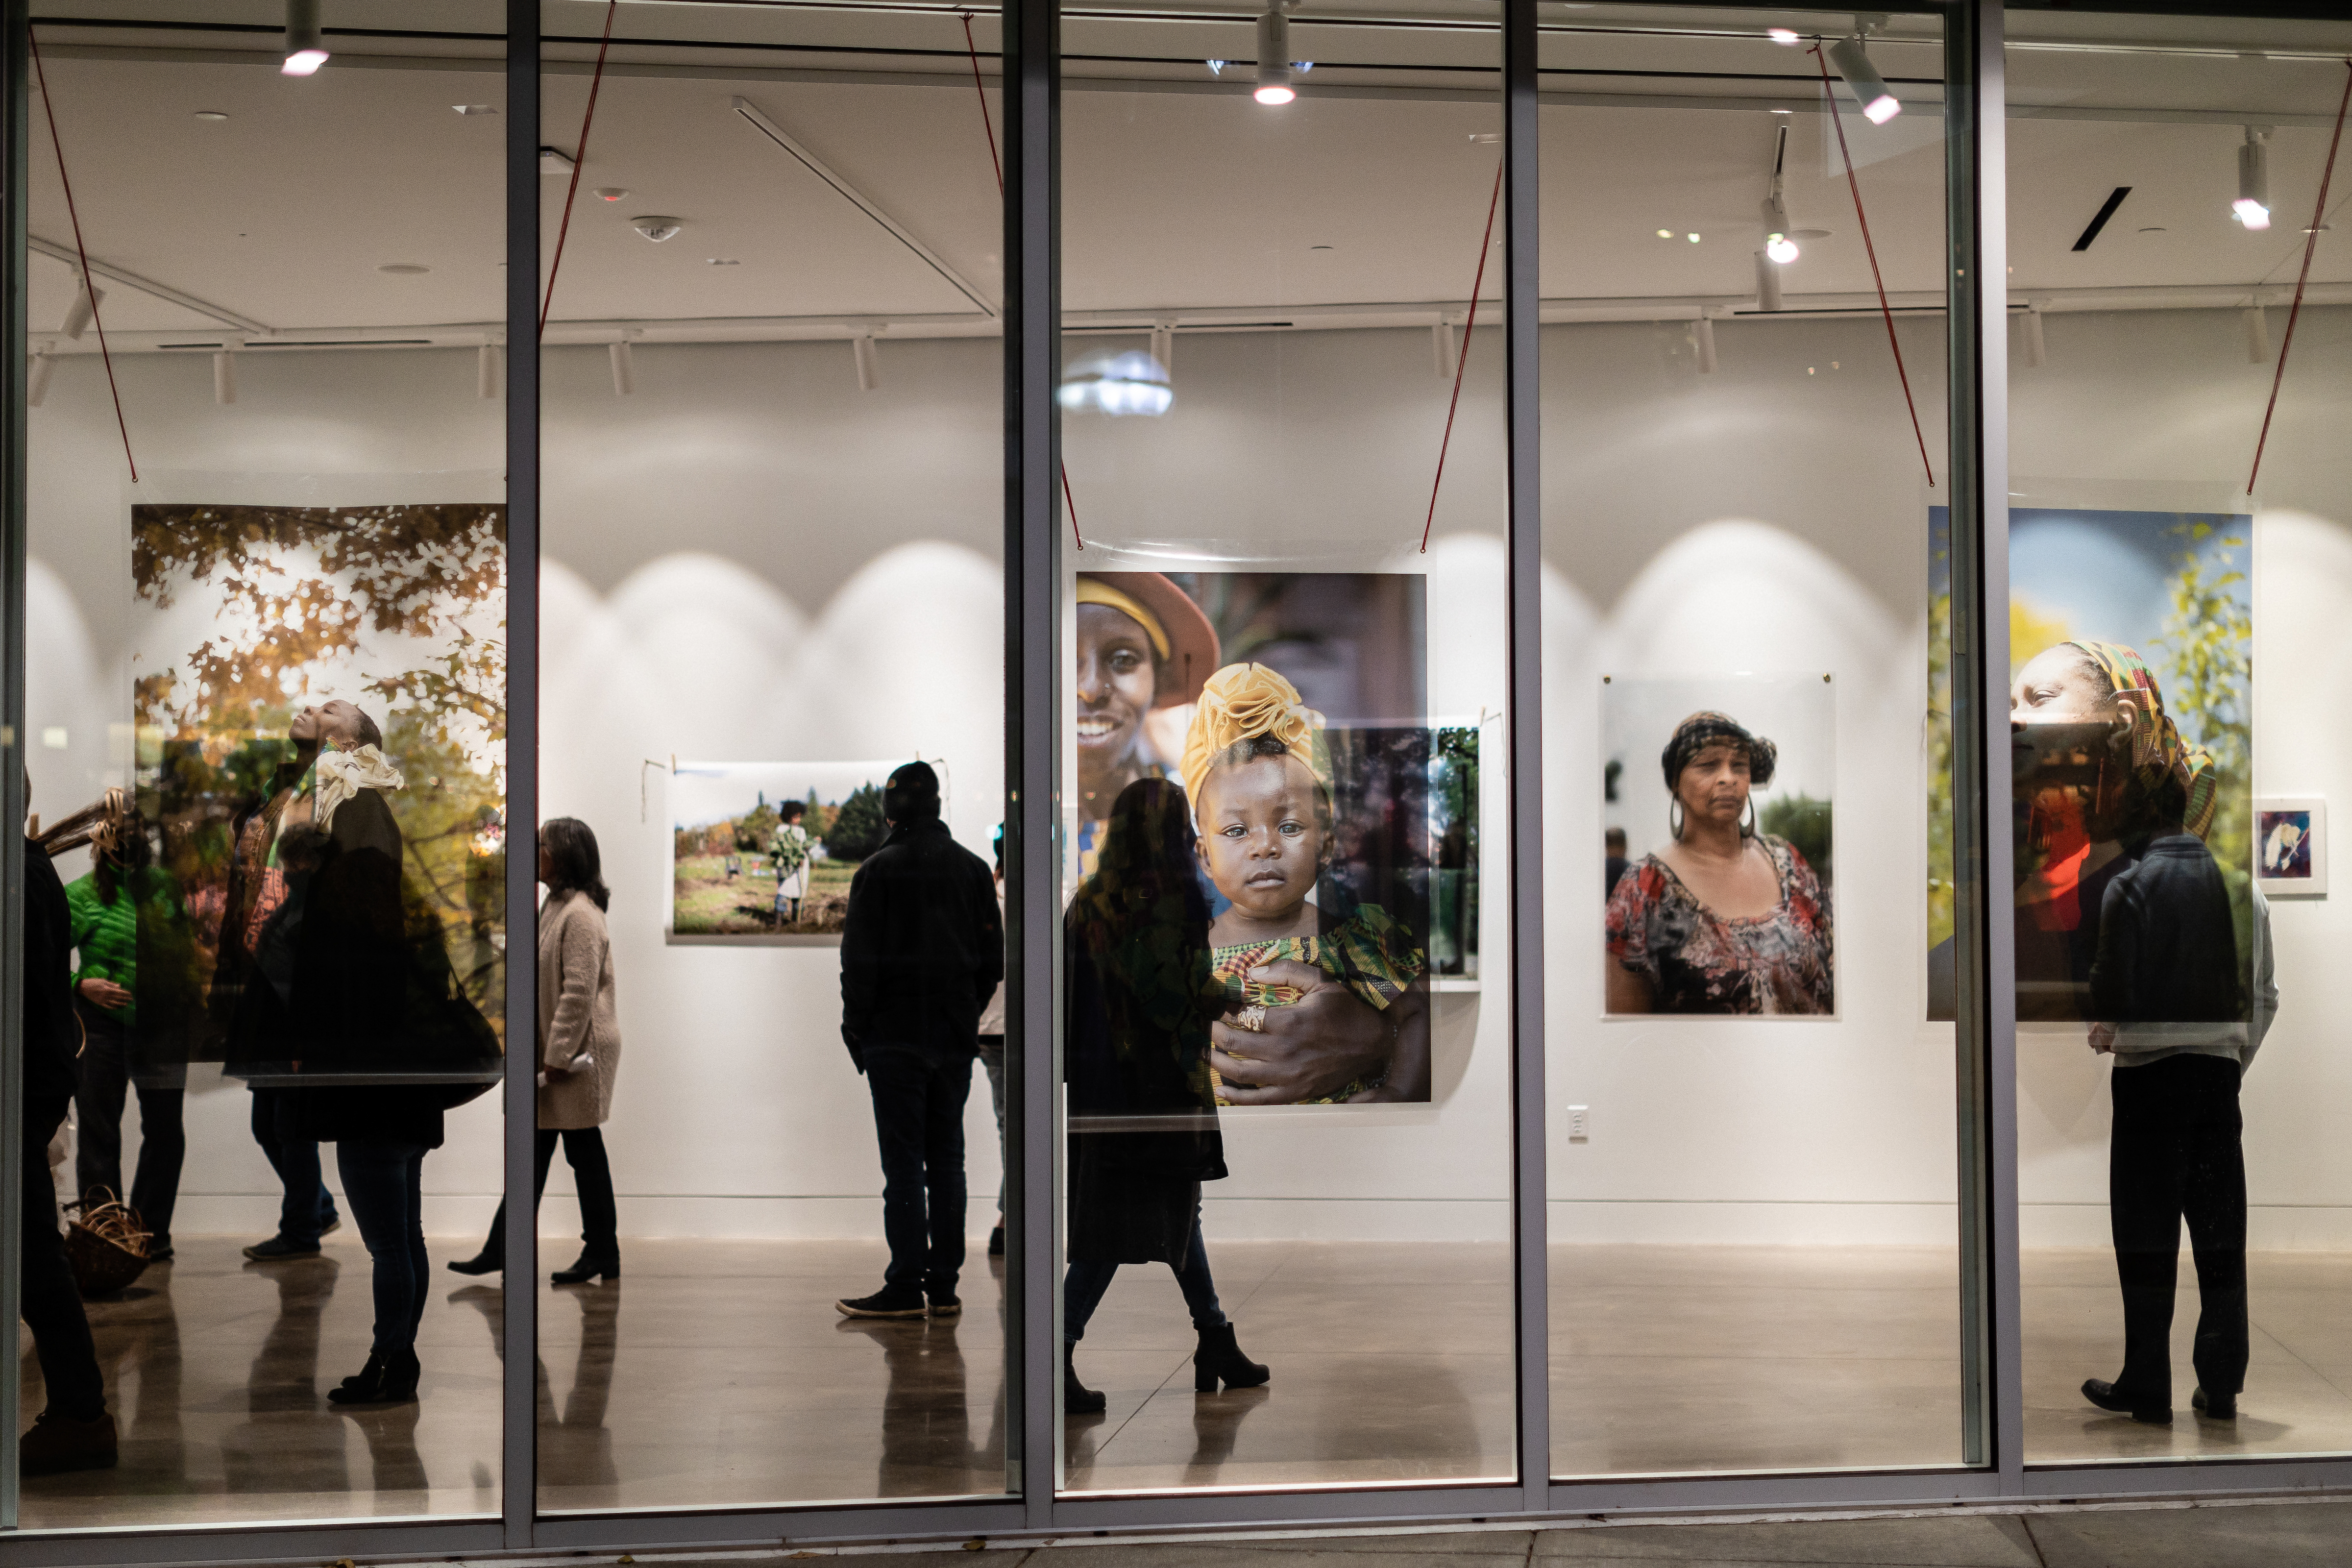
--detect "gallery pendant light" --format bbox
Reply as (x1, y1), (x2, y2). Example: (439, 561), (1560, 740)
(282, 0), (329, 76)
(2235, 126), (2273, 231)
(1828, 34), (1900, 125)
(1255, 4), (1295, 105)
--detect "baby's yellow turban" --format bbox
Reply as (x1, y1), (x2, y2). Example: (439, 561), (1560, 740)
(1179, 662), (1327, 812)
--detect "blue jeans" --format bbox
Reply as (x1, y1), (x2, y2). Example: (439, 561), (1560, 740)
(977, 1035), (1006, 1218)
(251, 1087), (338, 1244)
(1062, 1210), (1225, 1345)
(863, 1046), (972, 1296)
(337, 1138), (430, 1357)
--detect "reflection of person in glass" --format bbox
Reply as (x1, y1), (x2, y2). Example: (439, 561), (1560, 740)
(1061, 778), (1266, 1414)
(69, 804), (192, 1260)
(1074, 572), (1219, 879)
(2010, 641), (2273, 1426)
(1605, 712), (1833, 1014)
(1183, 664), (1430, 1102)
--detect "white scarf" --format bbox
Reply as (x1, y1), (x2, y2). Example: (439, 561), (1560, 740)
(315, 743), (406, 832)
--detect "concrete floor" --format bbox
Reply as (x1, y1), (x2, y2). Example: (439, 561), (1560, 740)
(17, 1237), (2352, 1531)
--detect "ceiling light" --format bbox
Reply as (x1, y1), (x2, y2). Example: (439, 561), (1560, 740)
(1827, 34), (1899, 124)
(28, 349), (55, 408)
(1656, 228), (1673, 239)
(1687, 232), (1701, 243)
(1762, 122), (1799, 263)
(194, 110), (228, 122)
(2235, 126), (2272, 230)
(1255, 4), (1295, 105)
(630, 217), (683, 243)
(1206, 59), (1227, 76)
(610, 338), (636, 397)
(539, 146), (576, 177)
(376, 263), (430, 275)
(1058, 349), (1172, 417)
(1766, 236), (1800, 264)
(282, 0), (328, 75)
(708, 258), (739, 266)
(61, 278), (103, 341)
(594, 187), (630, 202)
(1767, 27), (1801, 46)
(1755, 249), (1784, 311)
(1469, 132), (1500, 145)
(453, 104), (496, 116)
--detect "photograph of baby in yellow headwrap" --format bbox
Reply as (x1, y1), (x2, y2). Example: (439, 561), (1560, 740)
(1181, 663), (1431, 1104)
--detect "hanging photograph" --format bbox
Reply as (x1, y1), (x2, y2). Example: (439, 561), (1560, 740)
(130, 501), (507, 1085)
(1601, 673), (1837, 1018)
(666, 760), (950, 940)
(2255, 797), (2325, 898)
(1931, 506), (2254, 1026)
(1072, 569), (1438, 1104)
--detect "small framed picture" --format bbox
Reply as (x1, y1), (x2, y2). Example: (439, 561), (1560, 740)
(2255, 797), (2327, 897)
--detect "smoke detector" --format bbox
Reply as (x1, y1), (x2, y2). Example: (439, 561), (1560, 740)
(630, 216), (683, 243)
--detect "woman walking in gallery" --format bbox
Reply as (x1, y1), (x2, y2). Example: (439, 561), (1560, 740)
(1060, 777), (1266, 1415)
(1604, 710), (1834, 1015)
(450, 817), (624, 1285)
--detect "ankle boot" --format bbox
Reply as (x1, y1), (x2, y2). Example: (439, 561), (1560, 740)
(329, 1351), (419, 1406)
(551, 1249), (619, 1285)
(445, 1243), (502, 1276)
(1193, 1322), (1270, 1393)
(1064, 1346), (1107, 1414)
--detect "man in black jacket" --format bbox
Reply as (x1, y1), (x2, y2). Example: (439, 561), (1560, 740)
(20, 804), (116, 1474)
(835, 762), (1003, 1319)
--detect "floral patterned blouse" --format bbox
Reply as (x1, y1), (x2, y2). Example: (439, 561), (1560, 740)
(1605, 836), (1834, 1015)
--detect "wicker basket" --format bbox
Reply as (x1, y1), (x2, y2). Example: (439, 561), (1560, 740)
(65, 1191), (150, 1297)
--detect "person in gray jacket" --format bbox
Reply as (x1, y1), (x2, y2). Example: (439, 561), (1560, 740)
(450, 818), (623, 1285)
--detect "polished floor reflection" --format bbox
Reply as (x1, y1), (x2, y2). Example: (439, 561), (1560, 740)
(18, 1237), (501, 1528)
(30, 1237), (2352, 1527)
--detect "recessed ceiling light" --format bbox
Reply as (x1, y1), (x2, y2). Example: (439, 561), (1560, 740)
(194, 110), (229, 121)
(1687, 232), (1701, 243)
(594, 187), (630, 202)
(707, 258), (739, 266)
(454, 104), (496, 116)
(377, 263), (430, 275)
(1656, 228), (1672, 239)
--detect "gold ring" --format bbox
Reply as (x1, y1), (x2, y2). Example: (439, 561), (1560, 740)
(1235, 1004), (1268, 1032)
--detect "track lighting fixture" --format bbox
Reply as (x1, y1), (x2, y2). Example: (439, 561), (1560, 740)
(1762, 122), (1800, 265)
(214, 349), (239, 405)
(1754, 249), (1783, 312)
(61, 277), (104, 341)
(610, 337), (636, 396)
(2021, 305), (2046, 368)
(2235, 127), (2272, 231)
(854, 332), (882, 392)
(1255, 3), (1295, 105)
(1151, 322), (1176, 376)
(1432, 318), (1458, 379)
(2247, 304), (2271, 364)
(28, 348), (55, 408)
(479, 341), (502, 400)
(282, 0), (329, 75)
(1827, 33), (1899, 125)
(1693, 316), (1717, 374)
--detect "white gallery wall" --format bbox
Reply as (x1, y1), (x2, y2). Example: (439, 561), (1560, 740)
(22, 303), (2352, 1248)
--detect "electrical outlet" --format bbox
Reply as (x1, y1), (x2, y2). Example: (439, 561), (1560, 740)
(1567, 1105), (1590, 1141)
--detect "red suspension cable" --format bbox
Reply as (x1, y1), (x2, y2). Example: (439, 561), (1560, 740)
(1812, 44), (1935, 489)
(540, 0), (619, 336)
(962, 13), (1081, 548)
(29, 28), (136, 483)
(2247, 59), (2352, 496)
(1421, 160), (1504, 554)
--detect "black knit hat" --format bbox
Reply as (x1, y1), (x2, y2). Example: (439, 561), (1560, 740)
(1661, 711), (1777, 792)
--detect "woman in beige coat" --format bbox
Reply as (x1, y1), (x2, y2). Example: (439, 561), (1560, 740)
(449, 818), (624, 1284)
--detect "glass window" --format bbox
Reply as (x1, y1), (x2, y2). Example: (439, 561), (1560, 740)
(1054, 0), (1515, 1494)
(531, 0), (1012, 1512)
(2005, 5), (2352, 1462)
(1540, 5), (1970, 1476)
(18, 1), (508, 1526)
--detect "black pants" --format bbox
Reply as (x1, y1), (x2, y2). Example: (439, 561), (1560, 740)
(250, 1086), (337, 1244)
(337, 1139), (430, 1358)
(22, 1094), (106, 1421)
(480, 1127), (618, 1260)
(864, 1046), (971, 1296)
(2109, 1053), (2248, 1405)
(73, 1003), (186, 1244)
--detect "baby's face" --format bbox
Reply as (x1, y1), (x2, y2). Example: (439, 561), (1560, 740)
(1196, 754), (1326, 920)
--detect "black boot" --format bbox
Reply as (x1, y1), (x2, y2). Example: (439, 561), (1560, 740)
(1064, 1345), (1107, 1414)
(1193, 1322), (1270, 1393)
(446, 1243), (501, 1276)
(329, 1349), (420, 1406)
(552, 1249), (619, 1285)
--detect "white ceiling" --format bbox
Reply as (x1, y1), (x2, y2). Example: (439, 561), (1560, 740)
(23, 1), (2352, 350)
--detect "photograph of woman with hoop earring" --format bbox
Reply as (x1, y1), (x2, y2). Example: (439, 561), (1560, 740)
(1604, 711), (1835, 1015)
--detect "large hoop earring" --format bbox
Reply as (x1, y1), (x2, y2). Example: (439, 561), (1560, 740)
(1741, 796), (1758, 839)
(1668, 799), (1686, 842)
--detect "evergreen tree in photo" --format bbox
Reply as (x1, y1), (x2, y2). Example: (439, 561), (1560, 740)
(824, 782), (887, 861)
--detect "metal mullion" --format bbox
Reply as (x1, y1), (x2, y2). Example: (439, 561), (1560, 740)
(504, 0), (541, 1545)
(0, 0), (26, 1535)
(1947, 0), (2021, 1489)
(1007, 0), (1059, 1530)
(1500, 0), (1547, 1511)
